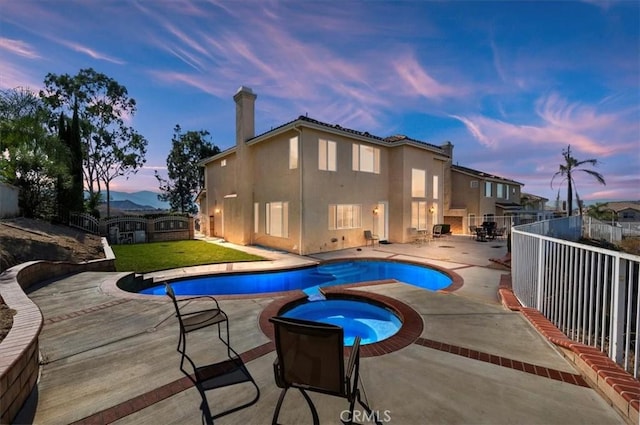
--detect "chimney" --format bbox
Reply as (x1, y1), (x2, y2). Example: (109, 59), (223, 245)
(234, 86), (257, 145)
(441, 141), (454, 159)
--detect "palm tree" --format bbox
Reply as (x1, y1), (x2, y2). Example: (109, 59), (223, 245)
(551, 145), (606, 217)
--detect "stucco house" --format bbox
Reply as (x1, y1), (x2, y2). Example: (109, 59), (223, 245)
(606, 201), (640, 222)
(444, 164), (524, 234)
(199, 86), (526, 254)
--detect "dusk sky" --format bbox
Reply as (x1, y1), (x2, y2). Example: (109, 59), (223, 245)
(1, 1), (638, 203)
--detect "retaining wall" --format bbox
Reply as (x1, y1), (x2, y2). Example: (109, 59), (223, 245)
(0, 239), (114, 424)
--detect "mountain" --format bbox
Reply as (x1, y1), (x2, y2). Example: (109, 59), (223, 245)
(103, 191), (169, 210)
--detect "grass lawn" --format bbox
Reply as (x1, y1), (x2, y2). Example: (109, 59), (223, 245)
(111, 240), (265, 273)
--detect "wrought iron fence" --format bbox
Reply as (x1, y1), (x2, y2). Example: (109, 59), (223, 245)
(69, 213), (192, 244)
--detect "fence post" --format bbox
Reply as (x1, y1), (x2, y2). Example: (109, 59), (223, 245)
(610, 254), (626, 364)
(536, 237), (544, 311)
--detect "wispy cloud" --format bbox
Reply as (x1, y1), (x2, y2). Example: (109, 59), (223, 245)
(453, 92), (636, 157)
(55, 39), (125, 65)
(392, 53), (467, 100)
(0, 37), (40, 59)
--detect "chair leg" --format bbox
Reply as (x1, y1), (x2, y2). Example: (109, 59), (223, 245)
(272, 388), (288, 425)
(355, 389), (383, 425)
(299, 388), (320, 425)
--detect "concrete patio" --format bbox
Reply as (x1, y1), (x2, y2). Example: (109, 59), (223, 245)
(13, 236), (627, 424)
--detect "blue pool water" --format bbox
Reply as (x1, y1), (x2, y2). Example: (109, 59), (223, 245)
(139, 260), (452, 296)
(281, 299), (402, 346)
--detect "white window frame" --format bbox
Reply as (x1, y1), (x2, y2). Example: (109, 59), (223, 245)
(496, 183), (504, 199)
(411, 201), (428, 230)
(289, 136), (298, 169)
(328, 204), (362, 230)
(412, 168), (426, 198)
(254, 202), (259, 233)
(352, 143), (380, 174)
(432, 175), (439, 200)
(484, 181), (492, 197)
(266, 201), (289, 238)
(221, 159), (227, 167)
(470, 180), (478, 188)
(319, 139), (337, 171)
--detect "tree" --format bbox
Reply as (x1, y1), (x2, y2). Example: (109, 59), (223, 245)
(40, 68), (147, 216)
(551, 145), (606, 217)
(156, 125), (219, 214)
(0, 87), (69, 218)
(95, 127), (148, 217)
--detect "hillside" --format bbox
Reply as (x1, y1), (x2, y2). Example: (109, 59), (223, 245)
(0, 218), (105, 272)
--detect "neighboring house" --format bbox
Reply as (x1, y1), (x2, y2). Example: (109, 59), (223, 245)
(446, 164), (524, 233)
(519, 193), (555, 223)
(606, 201), (640, 222)
(199, 86), (527, 254)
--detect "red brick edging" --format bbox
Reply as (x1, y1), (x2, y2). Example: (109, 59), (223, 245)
(259, 287), (424, 358)
(498, 273), (640, 424)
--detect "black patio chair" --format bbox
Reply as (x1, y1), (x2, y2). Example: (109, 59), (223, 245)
(165, 283), (260, 424)
(364, 230), (379, 246)
(269, 316), (381, 425)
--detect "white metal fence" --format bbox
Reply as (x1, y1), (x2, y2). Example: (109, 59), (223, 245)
(512, 216), (640, 378)
(583, 217), (640, 243)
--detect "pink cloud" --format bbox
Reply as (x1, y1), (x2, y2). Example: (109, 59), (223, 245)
(0, 37), (40, 59)
(453, 93), (635, 156)
(392, 53), (467, 100)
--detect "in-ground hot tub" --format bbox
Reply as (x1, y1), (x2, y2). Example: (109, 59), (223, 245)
(261, 289), (424, 357)
(279, 295), (402, 346)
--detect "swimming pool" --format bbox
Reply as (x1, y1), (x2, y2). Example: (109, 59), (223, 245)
(281, 299), (402, 346)
(139, 259), (452, 296)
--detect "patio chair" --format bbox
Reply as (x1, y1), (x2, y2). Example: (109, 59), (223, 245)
(165, 283), (259, 425)
(269, 316), (381, 425)
(364, 230), (379, 247)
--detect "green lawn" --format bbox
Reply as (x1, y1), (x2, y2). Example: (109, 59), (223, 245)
(111, 240), (264, 273)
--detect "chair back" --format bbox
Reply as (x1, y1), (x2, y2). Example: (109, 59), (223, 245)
(165, 283), (186, 332)
(270, 316), (345, 396)
(364, 230), (373, 239)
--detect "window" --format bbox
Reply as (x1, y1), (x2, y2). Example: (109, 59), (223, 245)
(319, 139), (336, 171)
(328, 204), (361, 230)
(505, 185), (510, 200)
(266, 202), (289, 237)
(470, 180), (478, 188)
(289, 137), (298, 169)
(254, 202), (259, 233)
(411, 201), (428, 230)
(484, 182), (492, 197)
(352, 144), (380, 174)
(221, 159), (227, 167)
(412, 169), (425, 198)
(496, 183), (504, 198)
(432, 175), (439, 200)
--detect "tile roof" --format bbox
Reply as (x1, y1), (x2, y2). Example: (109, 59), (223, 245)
(606, 201), (640, 212)
(250, 115), (446, 153)
(452, 164), (523, 185)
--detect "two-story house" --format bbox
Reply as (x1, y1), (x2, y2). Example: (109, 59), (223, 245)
(199, 86), (454, 255)
(445, 164), (524, 233)
(199, 86), (527, 254)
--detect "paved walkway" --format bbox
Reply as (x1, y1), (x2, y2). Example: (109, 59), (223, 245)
(14, 236), (626, 424)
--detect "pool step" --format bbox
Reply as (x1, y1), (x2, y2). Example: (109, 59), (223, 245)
(317, 262), (367, 283)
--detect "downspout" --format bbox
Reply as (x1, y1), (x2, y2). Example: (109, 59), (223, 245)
(293, 125), (303, 255)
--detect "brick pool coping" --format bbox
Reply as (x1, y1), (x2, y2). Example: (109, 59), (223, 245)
(498, 273), (640, 424)
(258, 287), (425, 358)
